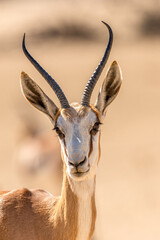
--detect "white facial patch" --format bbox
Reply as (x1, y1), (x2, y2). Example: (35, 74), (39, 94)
(57, 105), (100, 181)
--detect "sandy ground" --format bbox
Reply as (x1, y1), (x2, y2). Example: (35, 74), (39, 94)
(0, 0), (160, 239)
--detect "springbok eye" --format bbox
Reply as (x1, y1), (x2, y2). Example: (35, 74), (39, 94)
(53, 126), (65, 139)
(90, 122), (101, 136)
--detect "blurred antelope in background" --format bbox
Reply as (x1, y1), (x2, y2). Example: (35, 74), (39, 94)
(0, 21), (122, 240)
(14, 120), (62, 195)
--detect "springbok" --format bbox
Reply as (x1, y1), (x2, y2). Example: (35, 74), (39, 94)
(0, 21), (122, 240)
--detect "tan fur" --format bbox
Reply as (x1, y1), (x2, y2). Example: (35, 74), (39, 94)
(0, 170), (79, 240)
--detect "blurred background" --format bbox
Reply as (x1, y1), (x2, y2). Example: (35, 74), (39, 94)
(0, 0), (160, 239)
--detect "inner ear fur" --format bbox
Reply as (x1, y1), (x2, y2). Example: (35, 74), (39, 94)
(21, 72), (59, 121)
(95, 61), (122, 116)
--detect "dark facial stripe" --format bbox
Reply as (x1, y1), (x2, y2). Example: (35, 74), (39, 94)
(88, 135), (93, 158)
(90, 105), (101, 122)
(97, 131), (101, 165)
(54, 108), (61, 123)
(88, 106), (101, 159)
(64, 141), (68, 157)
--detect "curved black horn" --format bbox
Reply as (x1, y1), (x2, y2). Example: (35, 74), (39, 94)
(22, 34), (70, 109)
(81, 21), (113, 106)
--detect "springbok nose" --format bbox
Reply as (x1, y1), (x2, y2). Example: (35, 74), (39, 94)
(68, 157), (87, 167)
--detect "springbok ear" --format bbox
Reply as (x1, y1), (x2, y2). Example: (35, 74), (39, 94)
(21, 72), (59, 121)
(95, 61), (122, 116)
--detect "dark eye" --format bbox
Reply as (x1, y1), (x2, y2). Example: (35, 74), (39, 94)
(90, 122), (101, 136)
(53, 126), (65, 139)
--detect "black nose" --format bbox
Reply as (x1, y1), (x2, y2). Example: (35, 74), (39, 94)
(68, 157), (87, 167)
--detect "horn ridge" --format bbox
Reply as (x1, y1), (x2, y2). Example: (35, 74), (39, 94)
(81, 21), (113, 106)
(22, 34), (70, 109)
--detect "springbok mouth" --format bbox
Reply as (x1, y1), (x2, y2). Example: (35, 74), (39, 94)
(72, 169), (90, 177)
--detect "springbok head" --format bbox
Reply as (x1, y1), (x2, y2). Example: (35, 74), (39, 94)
(21, 22), (122, 181)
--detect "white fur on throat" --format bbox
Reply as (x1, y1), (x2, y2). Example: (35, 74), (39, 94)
(71, 178), (94, 240)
